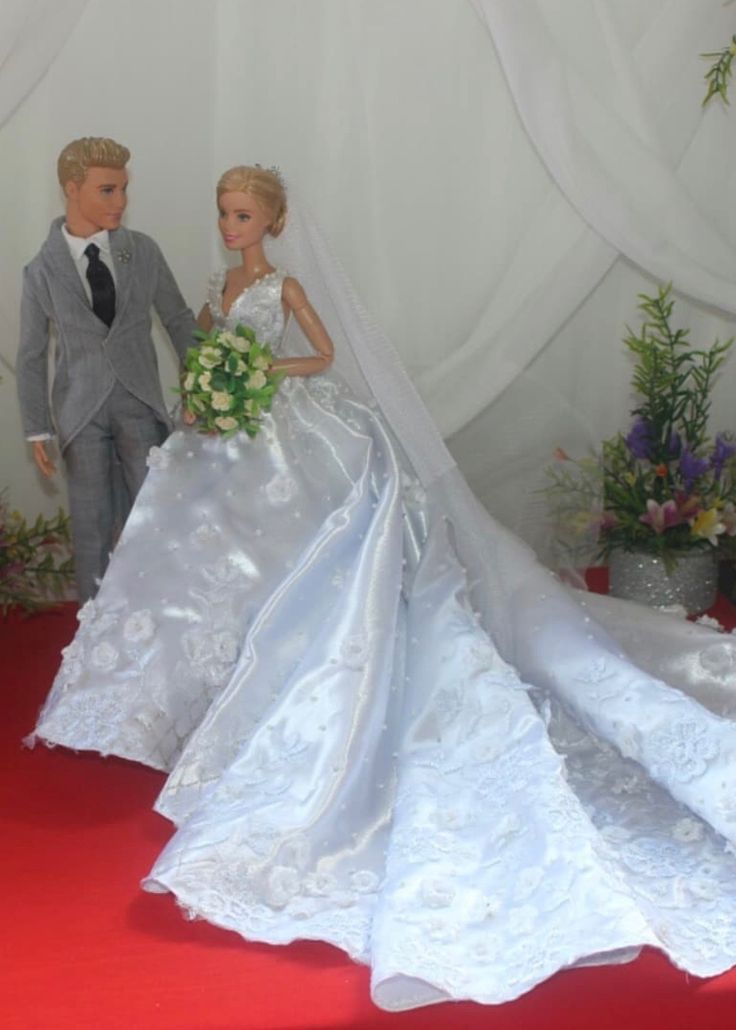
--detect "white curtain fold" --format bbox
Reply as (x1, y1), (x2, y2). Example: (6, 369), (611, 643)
(0, 1), (89, 129)
(1, 0), (735, 538)
(471, 0), (736, 318)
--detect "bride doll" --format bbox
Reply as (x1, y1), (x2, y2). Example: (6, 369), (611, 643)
(33, 166), (736, 1012)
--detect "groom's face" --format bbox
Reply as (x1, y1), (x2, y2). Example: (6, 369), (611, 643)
(66, 166), (129, 235)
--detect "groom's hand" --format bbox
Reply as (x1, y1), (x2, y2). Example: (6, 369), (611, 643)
(32, 440), (57, 478)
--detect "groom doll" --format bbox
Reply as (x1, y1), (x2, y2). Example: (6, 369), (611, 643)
(16, 136), (197, 602)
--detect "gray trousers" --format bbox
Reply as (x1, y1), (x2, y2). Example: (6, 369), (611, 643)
(63, 381), (167, 603)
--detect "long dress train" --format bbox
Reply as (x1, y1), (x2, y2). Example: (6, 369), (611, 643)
(33, 245), (736, 1010)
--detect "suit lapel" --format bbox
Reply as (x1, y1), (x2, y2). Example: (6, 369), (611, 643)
(42, 217), (89, 309)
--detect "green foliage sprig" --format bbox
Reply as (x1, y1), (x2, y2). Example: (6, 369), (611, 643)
(0, 496), (74, 614)
(702, 35), (736, 105)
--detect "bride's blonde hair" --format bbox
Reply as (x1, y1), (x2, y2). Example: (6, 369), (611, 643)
(216, 165), (287, 238)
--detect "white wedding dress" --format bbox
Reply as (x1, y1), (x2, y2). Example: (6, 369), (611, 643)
(33, 221), (736, 1011)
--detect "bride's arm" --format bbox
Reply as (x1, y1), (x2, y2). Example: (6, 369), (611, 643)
(272, 277), (333, 377)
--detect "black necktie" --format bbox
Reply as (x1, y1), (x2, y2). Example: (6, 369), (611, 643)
(84, 242), (116, 327)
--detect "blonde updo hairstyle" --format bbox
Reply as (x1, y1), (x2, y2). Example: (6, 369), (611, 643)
(57, 137), (130, 188)
(216, 165), (287, 238)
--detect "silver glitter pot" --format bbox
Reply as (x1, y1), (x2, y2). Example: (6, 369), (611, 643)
(608, 548), (718, 614)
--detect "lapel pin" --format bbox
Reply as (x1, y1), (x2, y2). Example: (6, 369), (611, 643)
(116, 249), (132, 263)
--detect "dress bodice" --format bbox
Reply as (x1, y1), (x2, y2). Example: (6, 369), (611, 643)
(208, 268), (286, 348)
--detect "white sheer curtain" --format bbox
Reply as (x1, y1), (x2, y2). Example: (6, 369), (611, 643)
(1, 0), (734, 553)
(0, 1), (88, 128)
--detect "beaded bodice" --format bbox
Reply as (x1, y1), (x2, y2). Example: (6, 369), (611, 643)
(208, 268), (286, 348)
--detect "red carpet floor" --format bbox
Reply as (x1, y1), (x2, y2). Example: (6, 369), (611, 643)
(3, 602), (736, 1030)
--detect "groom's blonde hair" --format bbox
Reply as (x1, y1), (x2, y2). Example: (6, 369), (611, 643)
(57, 137), (130, 187)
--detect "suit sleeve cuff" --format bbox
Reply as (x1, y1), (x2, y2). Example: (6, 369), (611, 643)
(27, 434), (54, 442)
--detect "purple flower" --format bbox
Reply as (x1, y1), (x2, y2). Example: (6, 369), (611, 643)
(679, 448), (709, 491)
(665, 431), (682, 459)
(625, 418), (654, 460)
(710, 434), (736, 479)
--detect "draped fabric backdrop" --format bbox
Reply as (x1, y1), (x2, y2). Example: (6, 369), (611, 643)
(1, 0), (735, 563)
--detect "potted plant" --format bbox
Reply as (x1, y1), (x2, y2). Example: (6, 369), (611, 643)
(544, 284), (736, 613)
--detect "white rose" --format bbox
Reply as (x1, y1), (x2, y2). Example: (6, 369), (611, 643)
(198, 371), (212, 392)
(252, 355), (270, 371)
(198, 346), (223, 369)
(211, 390), (233, 411)
(233, 358), (248, 376)
(183, 372), (196, 391)
(214, 416), (239, 432)
(219, 331), (240, 348)
(247, 370), (267, 390)
(230, 335), (251, 354)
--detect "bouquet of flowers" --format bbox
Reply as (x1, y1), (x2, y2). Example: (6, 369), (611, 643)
(0, 495), (74, 614)
(179, 324), (285, 438)
(544, 285), (736, 571)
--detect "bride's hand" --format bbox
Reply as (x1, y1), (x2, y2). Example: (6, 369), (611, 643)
(182, 409), (197, 426)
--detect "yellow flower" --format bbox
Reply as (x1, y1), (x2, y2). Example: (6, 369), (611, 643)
(690, 508), (725, 546)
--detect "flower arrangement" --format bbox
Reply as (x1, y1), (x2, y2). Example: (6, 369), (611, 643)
(178, 324), (285, 437)
(545, 285), (736, 571)
(0, 495), (74, 614)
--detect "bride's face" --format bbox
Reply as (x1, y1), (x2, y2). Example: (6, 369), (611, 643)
(218, 190), (272, 250)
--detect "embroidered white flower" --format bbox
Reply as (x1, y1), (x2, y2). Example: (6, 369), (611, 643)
(76, 599), (98, 624)
(266, 474), (296, 505)
(421, 879), (455, 908)
(515, 866), (545, 901)
(350, 870), (380, 894)
(214, 416), (239, 432)
(340, 634), (369, 670)
(265, 865), (301, 908)
(646, 720), (719, 783)
(198, 371), (213, 392)
(672, 816), (705, 843)
(211, 390), (232, 412)
(247, 370), (267, 390)
(90, 641), (119, 671)
(303, 871), (337, 897)
(696, 614), (724, 632)
(210, 632), (238, 664)
(189, 523), (219, 546)
(123, 609), (155, 644)
(202, 556), (240, 585)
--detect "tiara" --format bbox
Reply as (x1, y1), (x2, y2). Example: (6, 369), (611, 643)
(254, 163), (285, 188)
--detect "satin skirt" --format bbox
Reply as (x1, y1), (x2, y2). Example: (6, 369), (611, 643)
(34, 373), (736, 1010)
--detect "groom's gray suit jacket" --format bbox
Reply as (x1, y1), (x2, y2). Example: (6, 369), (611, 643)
(17, 216), (196, 450)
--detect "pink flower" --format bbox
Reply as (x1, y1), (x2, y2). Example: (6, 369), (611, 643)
(639, 499), (681, 534)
